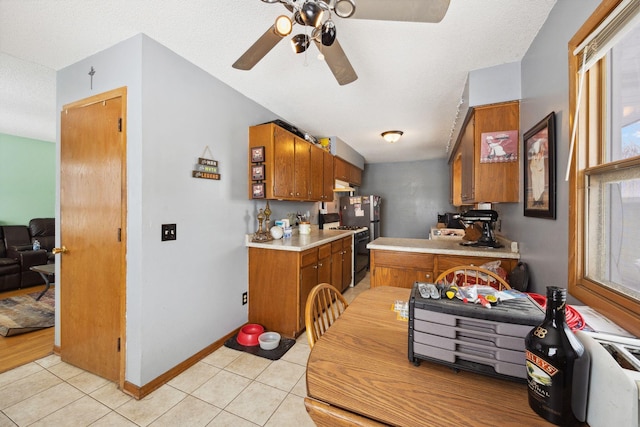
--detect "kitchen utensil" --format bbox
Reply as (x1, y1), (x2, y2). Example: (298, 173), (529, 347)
(258, 332), (281, 350)
(237, 323), (264, 346)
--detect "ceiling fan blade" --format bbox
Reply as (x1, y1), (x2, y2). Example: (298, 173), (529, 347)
(315, 39), (358, 85)
(232, 26), (284, 70)
(352, 0), (450, 23)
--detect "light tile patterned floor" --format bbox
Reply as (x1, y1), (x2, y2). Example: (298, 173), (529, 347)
(0, 277), (369, 426)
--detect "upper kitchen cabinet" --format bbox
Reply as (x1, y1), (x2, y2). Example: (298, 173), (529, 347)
(249, 122), (333, 201)
(334, 156), (362, 186)
(449, 101), (519, 205)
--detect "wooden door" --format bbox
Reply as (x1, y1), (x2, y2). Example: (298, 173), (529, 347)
(59, 88), (126, 383)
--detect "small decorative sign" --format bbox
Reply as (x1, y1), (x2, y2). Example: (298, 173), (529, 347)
(193, 146), (220, 180)
(192, 171), (220, 180)
(251, 164), (265, 181)
(251, 146), (265, 163)
(480, 130), (518, 163)
(252, 182), (265, 198)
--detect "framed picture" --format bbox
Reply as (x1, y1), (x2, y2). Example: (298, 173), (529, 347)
(480, 130), (518, 163)
(524, 112), (556, 219)
(252, 182), (265, 199)
(251, 146), (265, 163)
(251, 164), (265, 181)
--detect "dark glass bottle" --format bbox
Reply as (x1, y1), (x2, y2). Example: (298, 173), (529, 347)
(524, 286), (590, 426)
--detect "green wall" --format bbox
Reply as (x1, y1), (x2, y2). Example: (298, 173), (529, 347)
(0, 133), (55, 225)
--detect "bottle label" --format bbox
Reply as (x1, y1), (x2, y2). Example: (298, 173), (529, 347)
(526, 349), (559, 394)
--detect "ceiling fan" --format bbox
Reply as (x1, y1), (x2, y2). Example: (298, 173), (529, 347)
(232, 0), (451, 85)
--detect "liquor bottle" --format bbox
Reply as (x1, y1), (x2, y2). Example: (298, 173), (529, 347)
(524, 286), (590, 426)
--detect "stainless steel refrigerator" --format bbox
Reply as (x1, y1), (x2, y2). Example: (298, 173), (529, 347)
(340, 195), (382, 242)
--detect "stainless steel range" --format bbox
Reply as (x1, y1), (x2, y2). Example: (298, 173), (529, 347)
(319, 213), (369, 286)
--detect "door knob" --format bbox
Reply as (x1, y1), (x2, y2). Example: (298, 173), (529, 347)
(52, 246), (68, 254)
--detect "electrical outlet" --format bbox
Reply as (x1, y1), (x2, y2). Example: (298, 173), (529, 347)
(161, 224), (177, 241)
(242, 292), (248, 305)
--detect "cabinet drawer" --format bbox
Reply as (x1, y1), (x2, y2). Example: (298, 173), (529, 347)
(332, 240), (343, 253)
(301, 248), (318, 267)
(318, 243), (331, 259)
(374, 250), (434, 270)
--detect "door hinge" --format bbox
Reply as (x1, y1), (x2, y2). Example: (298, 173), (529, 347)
(117, 337), (121, 352)
(118, 118), (122, 132)
(117, 228), (122, 242)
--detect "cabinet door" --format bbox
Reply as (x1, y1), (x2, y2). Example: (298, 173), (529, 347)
(460, 115), (475, 203)
(331, 240), (343, 290)
(300, 262), (319, 331)
(372, 266), (432, 289)
(334, 157), (350, 181)
(341, 237), (352, 291)
(350, 165), (362, 186)
(273, 128), (295, 198)
(322, 151), (334, 201)
(294, 137), (311, 199)
(310, 145), (324, 201)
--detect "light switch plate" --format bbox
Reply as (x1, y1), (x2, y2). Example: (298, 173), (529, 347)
(161, 224), (177, 241)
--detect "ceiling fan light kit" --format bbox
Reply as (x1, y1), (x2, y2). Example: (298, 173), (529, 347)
(381, 130), (403, 143)
(233, 0), (451, 85)
(275, 15), (293, 36)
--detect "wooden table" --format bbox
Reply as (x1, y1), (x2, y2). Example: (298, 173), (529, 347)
(305, 286), (552, 426)
(30, 263), (55, 301)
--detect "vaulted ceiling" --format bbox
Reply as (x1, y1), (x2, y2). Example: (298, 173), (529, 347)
(0, 0), (556, 163)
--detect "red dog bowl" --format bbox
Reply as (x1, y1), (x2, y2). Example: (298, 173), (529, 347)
(237, 323), (264, 346)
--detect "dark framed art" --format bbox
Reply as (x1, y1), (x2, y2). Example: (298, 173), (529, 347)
(252, 182), (265, 199)
(523, 112), (556, 219)
(251, 146), (265, 163)
(251, 164), (265, 181)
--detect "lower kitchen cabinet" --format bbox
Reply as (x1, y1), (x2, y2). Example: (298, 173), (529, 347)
(331, 236), (352, 292)
(370, 249), (517, 289)
(249, 242), (337, 338)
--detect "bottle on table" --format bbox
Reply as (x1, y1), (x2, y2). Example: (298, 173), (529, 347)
(524, 286), (590, 426)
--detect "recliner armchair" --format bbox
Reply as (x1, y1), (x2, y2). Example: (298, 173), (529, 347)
(29, 218), (55, 263)
(2, 225), (48, 289)
(0, 227), (21, 292)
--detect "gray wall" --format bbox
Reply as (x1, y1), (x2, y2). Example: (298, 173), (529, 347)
(57, 34), (284, 386)
(497, 0), (599, 298)
(360, 159), (452, 239)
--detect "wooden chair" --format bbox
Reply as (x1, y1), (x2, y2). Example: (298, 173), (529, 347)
(435, 265), (511, 290)
(305, 283), (349, 348)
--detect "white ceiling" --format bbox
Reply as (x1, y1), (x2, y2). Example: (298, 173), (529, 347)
(0, 0), (556, 163)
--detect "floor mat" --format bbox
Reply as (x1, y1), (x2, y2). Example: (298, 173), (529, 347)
(224, 333), (295, 361)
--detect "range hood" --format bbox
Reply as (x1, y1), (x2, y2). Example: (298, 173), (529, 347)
(333, 179), (355, 192)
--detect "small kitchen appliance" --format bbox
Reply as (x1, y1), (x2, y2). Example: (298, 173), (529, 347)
(455, 209), (502, 248)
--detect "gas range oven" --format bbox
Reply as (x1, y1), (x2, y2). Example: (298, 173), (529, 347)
(319, 213), (369, 286)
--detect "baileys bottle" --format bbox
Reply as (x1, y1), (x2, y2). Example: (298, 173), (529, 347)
(524, 286), (590, 426)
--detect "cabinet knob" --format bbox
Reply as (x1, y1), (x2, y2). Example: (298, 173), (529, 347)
(425, 273), (431, 279)
(318, 262), (323, 267)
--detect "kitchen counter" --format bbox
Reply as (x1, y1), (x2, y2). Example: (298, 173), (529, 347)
(368, 236), (520, 259)
(245, 227), (353, 252)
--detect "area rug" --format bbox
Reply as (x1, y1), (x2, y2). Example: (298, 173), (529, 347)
(0, 289), (55, 337)
(224, 333), (295, 361)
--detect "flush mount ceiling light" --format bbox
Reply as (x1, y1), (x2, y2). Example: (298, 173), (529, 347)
(381, 130), (404, 143)
(232, 0), (451, 85)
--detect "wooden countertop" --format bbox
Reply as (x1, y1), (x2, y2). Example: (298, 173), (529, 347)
(245, 227), (352, 252)
(306, 286), (550, 426)
(368, 237), (520, 259)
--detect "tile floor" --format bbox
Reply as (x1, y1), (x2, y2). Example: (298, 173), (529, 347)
(0, 277), (370, 426)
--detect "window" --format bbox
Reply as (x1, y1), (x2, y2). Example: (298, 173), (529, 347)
(569, 0), (640, 337)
